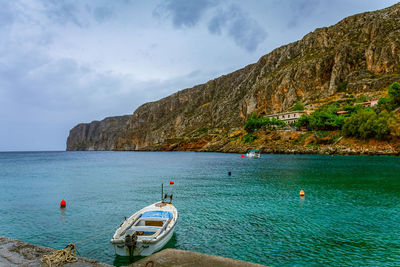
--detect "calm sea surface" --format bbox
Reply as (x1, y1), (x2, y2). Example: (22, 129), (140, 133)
(0, 151), (399, 266)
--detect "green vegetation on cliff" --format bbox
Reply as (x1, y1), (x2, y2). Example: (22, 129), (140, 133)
(244, 82), (400, 142)
(342, 82), (400, 139)
(297, 82), (400, 140)
(244, 114), (285, 133)
(342, 109), (394, 139)
(296, 104), (344, 131)
(292, 101), (305, 111)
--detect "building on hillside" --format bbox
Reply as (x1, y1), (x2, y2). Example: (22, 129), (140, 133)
(266, 110), (309, 124)
(337, 110), (349, 115)
(357, 100), (378, 107)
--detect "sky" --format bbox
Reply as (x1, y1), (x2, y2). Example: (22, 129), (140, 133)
(0, 0), (398, 151)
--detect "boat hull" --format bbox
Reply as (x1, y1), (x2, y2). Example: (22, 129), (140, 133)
(246, 153), (260, 158)
(112, 222), (175, 256)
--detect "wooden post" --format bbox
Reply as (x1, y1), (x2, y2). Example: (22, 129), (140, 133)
(161, 183), (164, 202)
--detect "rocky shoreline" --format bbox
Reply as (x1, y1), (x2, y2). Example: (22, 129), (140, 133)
(135, 145), (400, 156)
(127, 129), (400, 156)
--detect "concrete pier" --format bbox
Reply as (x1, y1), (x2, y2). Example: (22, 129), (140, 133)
(0, 237), (266, 266)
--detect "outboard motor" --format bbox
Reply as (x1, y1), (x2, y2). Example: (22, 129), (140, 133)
(125, 233), (137, 258)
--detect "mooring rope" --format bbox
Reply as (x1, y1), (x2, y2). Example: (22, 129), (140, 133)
(74, 224), (120, 244)
(41, 243), (78, 267)
(41, 224), (120, 266)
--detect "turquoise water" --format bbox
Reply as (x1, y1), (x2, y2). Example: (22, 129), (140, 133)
(0, 152), (399, 266)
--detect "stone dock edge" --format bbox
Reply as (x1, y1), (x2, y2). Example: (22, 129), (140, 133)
(0, 237), (266, 267)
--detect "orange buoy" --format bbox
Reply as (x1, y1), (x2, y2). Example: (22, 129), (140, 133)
(60, 199), (66, 208)
(299, 190), (305, 196)
(170, 181), (174, 185)
(241, 154), (245, 158)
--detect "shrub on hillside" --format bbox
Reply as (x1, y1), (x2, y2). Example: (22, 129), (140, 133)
(337, 81), (348, 92)
(243, 133), (257, 143)
(376, 97), (394, 112)
(388, 82), (400, 106)
(295, 103), (343, 130)
(292, 101), (304, 111)
(342, 109), (393, 139)
(244, 114), (266, 132)
(244, 114), (285, 132)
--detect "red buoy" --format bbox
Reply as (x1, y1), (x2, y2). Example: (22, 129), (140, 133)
(241, 154), (245, 158)
(170, 181), (174, 185)
(60, 199), (66, 208)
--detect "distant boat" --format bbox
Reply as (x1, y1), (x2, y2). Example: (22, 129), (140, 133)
(246, 149), (261, 158)
(110, 185), (178, 257)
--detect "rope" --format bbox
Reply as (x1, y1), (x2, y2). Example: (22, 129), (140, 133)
(41, 243), (78, 267)
(41, 224), (120, 266)
(74, 224), (119, 245)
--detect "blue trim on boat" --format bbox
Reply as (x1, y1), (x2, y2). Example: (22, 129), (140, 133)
(140, 211), (173, 219)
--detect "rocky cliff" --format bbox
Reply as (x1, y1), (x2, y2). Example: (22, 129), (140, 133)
(67, 3), (400, 151)
(66, 115), (130, 150)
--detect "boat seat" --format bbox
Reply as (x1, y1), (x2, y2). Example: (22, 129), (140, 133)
(134, 217), (168, 227)
(137, 229), (162, 240)
(145, 220), (164, 227)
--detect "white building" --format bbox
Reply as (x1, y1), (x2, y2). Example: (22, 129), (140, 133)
(266, 111), (308, 124)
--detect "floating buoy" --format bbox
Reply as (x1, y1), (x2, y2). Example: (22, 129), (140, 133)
(170, 181), (174, 185)
(241, 154), (245, 158)
(228, 171), (231, 176)
(299, 190), (305, 196)
(60, 199), (66, 208)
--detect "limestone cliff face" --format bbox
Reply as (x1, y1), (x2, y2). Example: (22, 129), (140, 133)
(66, 115), (130, 150)
(68, 3), (400, 151)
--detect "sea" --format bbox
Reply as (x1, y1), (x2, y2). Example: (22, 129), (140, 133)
(0, 151), (399, 266)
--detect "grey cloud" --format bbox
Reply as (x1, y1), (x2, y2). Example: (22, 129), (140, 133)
(208, 9), (227, 34)
(41, 0), (83, 26)
(93, 6), (114, 23)
(154, 1), (267, 52)
(154, 0), (218, 28)
(0, 2), (14, 28)
(208, 5), (267, 52)
(37, 0), (119, 27)
(281, 0), (321, 28)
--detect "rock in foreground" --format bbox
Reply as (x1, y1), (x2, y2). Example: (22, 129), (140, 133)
(131, 248), (266, 267)
(0, 237), (111, 267)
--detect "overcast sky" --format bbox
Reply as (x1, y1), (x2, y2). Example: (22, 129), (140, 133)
(0, 0), (398, 151)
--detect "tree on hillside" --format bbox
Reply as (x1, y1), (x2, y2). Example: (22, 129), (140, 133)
(377, 97), (394, 112)
(342, 109), (392, 139)
(292, 101), (304, 111)
(388, 82), (400, 105)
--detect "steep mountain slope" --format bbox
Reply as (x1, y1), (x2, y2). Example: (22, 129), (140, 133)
(67, 3), (400, 151)
(67, 115), (130, 150)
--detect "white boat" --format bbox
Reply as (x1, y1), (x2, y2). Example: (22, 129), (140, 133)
(110, 187), (178, 257)
(246, 149), (261, 158)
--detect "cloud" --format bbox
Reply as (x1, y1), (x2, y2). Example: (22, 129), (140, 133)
(208, 5), (267, 52)
(40, 0), (84, 26)
(271, 0), (321, 28)
(153, 0), (218, 28)
(154, 1), (266, 52)
(93, 6), (114, 23)
(0, 2), (14, 28)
